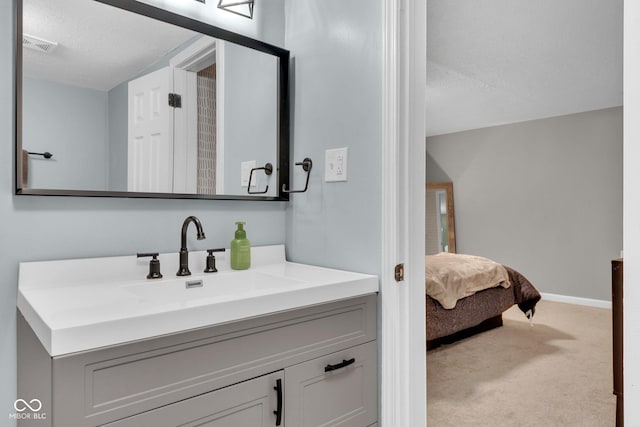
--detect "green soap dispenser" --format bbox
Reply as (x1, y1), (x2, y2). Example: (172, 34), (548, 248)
(230, 221), (251, 270)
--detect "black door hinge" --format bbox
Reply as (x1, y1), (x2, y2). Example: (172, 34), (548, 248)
(395, 263), (404, 282)
(168, 93), (182, 108)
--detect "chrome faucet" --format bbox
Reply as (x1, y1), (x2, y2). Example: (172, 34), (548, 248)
(177, 216), (206, 276)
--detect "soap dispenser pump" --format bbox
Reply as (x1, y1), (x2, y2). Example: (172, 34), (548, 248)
(230, 222), (251, 270)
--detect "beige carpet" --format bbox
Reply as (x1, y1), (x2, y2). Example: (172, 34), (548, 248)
(427, 300), (616, 427)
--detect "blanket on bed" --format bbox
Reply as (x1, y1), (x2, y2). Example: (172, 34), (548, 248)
(425, 264), (541, 341)
(426, 253), (511, 309)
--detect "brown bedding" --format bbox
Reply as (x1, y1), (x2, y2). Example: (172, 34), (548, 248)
(426, 265), (540, 342)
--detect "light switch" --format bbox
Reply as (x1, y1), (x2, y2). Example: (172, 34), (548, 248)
(241, 160), (256, 187)
(325, 147), (348, 182)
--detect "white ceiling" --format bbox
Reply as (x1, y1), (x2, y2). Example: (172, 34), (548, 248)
(426, 0), (623, 137)
(23, 0), (197, 91)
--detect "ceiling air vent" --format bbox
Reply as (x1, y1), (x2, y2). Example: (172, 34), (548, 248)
(23, 34), (58, 54)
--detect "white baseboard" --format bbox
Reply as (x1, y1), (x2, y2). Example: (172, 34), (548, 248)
(541, 292), (611, 309)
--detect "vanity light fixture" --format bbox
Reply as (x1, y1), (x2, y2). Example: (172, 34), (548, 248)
(217, 0), (255, 19)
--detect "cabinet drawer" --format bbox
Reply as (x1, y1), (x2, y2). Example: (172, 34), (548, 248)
(51, 295), (376, 426)
(285, 341), (377, 427)
(104, 371), (283, 427)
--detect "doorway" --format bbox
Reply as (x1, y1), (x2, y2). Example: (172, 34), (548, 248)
(425, 1), (622, 425)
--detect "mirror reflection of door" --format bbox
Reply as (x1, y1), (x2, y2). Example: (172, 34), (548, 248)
(426, 182), (456, 254)
(127, 67), (174, 193)
(127, 37), (222, 195)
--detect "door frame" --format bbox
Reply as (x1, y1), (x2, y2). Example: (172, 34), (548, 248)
(170, 37), (226, 195)
(624, 0), (639, 423)
(380, 0), (426, 425)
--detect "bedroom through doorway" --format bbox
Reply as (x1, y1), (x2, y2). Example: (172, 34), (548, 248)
(425, 0), (623, 425)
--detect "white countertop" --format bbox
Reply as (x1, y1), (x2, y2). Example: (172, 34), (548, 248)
(17, 245), (379, 356)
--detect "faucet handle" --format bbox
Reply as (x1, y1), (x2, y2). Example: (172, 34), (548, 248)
(204, 248), (226, 273)
(137, 252), (163, 279)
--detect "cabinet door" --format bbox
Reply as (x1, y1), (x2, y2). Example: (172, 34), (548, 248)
(105, 371), (283, 427)
(284, 341), (377, 427)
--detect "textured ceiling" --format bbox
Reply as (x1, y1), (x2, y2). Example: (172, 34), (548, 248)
(23, 0), (196, 91)
(426, 0), (623, 136)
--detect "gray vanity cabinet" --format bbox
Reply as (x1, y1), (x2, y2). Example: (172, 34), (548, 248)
(18, 295), (377, 427)
(104, 371), (284, 427)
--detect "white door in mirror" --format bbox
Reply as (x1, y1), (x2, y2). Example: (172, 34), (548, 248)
(127, 67), (174, 192)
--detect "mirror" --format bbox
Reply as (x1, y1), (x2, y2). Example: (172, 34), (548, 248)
(16, 0), (290, 200)
(426, 182), (456, 254)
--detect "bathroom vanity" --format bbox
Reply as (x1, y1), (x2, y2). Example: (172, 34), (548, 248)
(17, 246), (378, 427)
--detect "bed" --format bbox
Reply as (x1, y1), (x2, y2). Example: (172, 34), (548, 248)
(426, 252), (541, 350)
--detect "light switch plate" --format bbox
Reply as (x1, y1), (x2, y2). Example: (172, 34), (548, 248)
(241, 160), (256, 187)
(325, 147), (348, 182)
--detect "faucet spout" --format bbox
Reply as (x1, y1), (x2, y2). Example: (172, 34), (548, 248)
(177, 216), (206, 276)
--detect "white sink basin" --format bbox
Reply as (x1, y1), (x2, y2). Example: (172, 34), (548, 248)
(123, 271), (306, 302)
(18, 245), (378, 356)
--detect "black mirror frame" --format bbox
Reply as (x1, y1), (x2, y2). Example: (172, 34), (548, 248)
(14, 0), (290, 201)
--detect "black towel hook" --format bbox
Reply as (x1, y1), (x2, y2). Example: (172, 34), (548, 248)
(247, 163), (273, 194)
(28, 151), (53, 159)
(282, 157), (312, 194)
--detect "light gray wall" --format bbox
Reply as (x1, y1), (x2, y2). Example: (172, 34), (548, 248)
(255, 0), (285, 47)
(22, 77), (109, 190)
(2, 1), (287, 423)
(223, 44), (278, 196)
(108, 82), (128, 191)
(426, 107), (623, 301)
(283, 0), (382, 275)
(426, 152), (451, 182)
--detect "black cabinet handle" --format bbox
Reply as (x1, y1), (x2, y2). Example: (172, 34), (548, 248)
(273, 378), (283, 426)
(324, 357), (356, 372)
